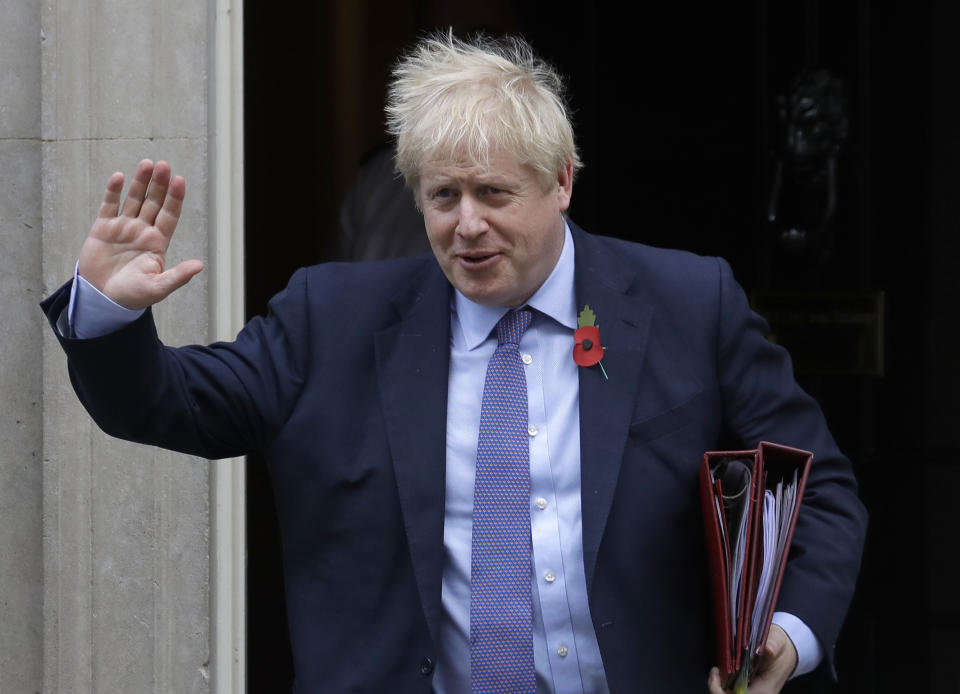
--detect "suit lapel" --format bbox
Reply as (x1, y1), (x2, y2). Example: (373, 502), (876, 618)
(375, 261), (451, 645)
(572, 226), (654, 590)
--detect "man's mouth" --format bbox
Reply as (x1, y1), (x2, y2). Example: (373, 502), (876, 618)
(457, 252), (499, 266)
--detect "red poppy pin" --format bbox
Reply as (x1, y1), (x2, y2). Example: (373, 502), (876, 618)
(574, 304), (608, 380)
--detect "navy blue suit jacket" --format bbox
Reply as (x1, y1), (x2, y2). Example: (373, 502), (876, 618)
(43, 223), (867, 693)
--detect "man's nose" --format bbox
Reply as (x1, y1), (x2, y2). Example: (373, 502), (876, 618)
(455, 196), (489, 238)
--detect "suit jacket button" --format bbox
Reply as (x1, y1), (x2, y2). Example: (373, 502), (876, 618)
(419, 657), (434, 676)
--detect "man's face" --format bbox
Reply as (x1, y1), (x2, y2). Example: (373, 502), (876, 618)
(418, 154), (573, 307)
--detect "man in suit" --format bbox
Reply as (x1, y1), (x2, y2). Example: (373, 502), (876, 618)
(43, 34), (866, 693)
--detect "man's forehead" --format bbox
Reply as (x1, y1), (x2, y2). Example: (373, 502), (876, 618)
(420, 154), (529, 183)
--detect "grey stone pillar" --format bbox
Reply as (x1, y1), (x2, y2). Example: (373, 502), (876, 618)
(37, 1), (215, 692)
(1, 1), (44, 691)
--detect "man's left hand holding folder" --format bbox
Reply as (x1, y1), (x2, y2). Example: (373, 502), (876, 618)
(707, 624), (798, 694)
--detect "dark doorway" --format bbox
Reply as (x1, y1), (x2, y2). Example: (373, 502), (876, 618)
(244, 2), (960, 691)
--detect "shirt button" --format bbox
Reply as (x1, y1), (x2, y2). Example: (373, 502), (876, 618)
(528, 424), (538, 436)
(535, 497), (548, 510)
(522, 353), (533, 365)
(557, 645), (569, 658)
(544, 570), (556, 583)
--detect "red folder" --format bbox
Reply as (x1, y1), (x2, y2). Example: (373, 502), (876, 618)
(698, 442), (812, 688)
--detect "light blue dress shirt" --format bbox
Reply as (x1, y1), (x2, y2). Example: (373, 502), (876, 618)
(68, 225), (822, 689)
(434, 225), (609, 694)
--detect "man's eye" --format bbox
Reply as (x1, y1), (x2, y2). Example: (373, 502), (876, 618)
(434, 188), (453, 199)
(484, 186), (504, 195)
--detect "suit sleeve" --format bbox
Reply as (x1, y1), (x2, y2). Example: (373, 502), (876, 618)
(713, 257), (868, 676)
(41, 268), (312, 459)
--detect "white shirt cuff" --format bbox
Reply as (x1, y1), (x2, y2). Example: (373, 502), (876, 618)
(771, 610), (823, 678)
(68, 262), (145, 338)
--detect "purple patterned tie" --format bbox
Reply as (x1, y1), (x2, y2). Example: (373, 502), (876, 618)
(470, 309), (535, 694)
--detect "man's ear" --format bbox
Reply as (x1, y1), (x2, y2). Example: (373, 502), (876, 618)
(556, 158), (574, 212)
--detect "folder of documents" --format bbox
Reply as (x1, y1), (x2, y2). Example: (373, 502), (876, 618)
(698, 441), (812, 691)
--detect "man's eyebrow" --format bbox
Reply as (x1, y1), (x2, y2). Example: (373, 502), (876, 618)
(475, 174), (517, 187)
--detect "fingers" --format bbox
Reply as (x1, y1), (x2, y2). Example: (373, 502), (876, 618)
(97, 171), (126, 219)
(120, 159), (156, 218)
(115, 159), (184, 232)
(139, 160), (173, 225)
(155, 175), (186, 239)
(706, 667), (727, 694)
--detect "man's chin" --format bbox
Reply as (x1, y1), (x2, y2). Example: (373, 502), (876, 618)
(453, 279), (504, 307)
(459, 289), (504, 307)
(445, 265), (533, 307)
(457, 284), (531, 309)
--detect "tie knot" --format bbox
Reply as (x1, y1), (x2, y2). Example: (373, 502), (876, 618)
(496, 309), (532, 347)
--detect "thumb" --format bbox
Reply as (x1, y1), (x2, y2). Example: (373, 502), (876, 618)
(759, 624), (795, 662)
(154, 259), (204, 299)
(747, 625), (798, 694)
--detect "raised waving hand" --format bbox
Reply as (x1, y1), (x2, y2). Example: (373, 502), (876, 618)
(78, 159), (204, 309)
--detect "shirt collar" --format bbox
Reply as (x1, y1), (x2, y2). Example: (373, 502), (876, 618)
(454, 222), (578, 350)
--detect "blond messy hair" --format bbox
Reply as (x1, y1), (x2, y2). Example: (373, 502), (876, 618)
(385, 32), (582, 192)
